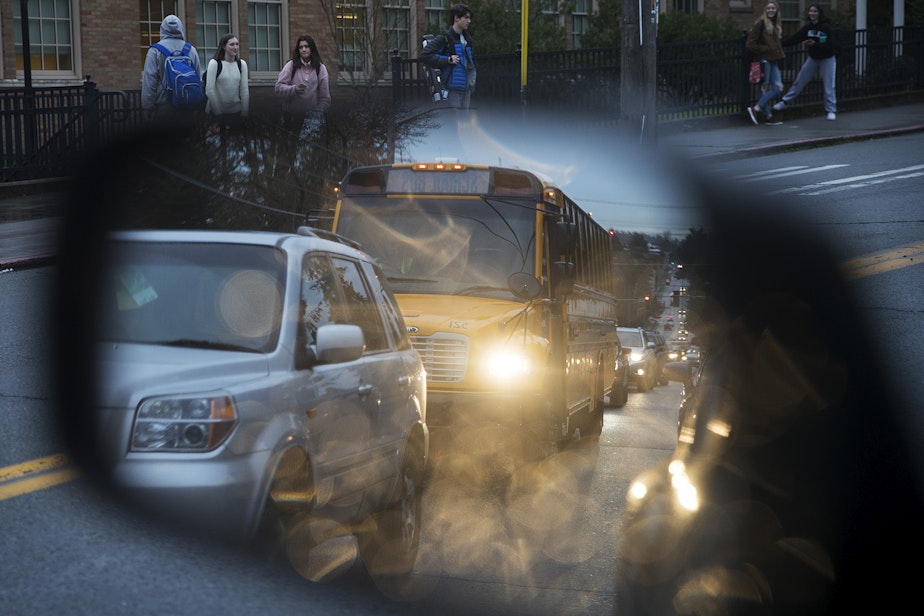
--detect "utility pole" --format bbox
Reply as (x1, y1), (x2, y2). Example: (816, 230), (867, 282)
(620, 0), (658, 145)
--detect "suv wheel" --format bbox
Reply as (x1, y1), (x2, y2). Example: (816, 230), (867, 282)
(608, 376), (628, 408)
(359, 449), (423, 580)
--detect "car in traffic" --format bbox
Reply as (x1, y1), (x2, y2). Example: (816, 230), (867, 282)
(92, 228), (429, 581)
(616, 327), (659, 392)
(608, 337), (632, 408)
(681, 346), (703, 365)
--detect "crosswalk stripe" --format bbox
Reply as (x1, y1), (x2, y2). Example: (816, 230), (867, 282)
(736, 164), (847, 182)
(768, 163), (924, 194)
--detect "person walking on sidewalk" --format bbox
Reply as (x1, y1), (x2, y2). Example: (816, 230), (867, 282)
(773, 4), (838, 120)
(746, 2), (785, 126)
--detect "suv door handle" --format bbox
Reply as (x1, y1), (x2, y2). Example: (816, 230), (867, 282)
(397, 376), (410, 387)
(358, 384), (374, 398)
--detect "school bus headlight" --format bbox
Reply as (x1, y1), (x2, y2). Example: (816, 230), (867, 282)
(481, 348), (533, 381)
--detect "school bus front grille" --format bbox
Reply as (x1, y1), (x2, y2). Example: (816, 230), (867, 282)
(410, 333), (469, 383)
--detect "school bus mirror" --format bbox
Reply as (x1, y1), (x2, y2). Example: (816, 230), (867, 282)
(508, 271), (542, 300)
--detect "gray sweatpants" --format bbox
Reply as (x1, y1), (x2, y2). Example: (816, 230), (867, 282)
(781, 56), (837, 113)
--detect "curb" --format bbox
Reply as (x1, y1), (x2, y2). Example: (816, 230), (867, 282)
(0, 255), (58, 272)
(688, 123), (924, 162)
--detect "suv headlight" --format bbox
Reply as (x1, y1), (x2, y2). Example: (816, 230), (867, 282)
(131, 395), (237, 452)
(630, 351), (644, 363)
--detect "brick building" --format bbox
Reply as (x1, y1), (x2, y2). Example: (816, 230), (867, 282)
(1, 1), (858, 95)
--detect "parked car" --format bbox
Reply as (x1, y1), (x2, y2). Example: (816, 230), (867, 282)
(616, 327), (659, 392)
(645, 330), (670, 385)
(608, 339), (632, 408)
(93, 228), (429, 581)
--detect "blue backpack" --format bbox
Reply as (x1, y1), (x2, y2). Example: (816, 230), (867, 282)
(152, 42), (205, 109)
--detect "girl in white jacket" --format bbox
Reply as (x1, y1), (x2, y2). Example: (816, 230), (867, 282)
(204, 34), (249, 120)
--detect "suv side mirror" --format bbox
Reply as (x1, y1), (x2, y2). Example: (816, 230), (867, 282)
(313, 324), (365, 364)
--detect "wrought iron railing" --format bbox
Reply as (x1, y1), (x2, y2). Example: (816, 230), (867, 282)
(2, 25), (922, 183)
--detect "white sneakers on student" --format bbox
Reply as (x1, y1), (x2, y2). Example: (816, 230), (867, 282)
(772, 101), (787, 111)
(827, 112), (837, 120)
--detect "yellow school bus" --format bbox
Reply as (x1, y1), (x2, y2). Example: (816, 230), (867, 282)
(324, 162), (621, 457)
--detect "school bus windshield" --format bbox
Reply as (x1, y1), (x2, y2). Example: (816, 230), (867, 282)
(336, 195), (537, 299)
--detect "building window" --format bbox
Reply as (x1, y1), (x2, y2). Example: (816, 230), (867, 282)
(781, 0), (834, 20)
(384, 0), (411, 60)
(778, 0), (801, 22)
(335, 1), (411, 77)
(140, 1), (180, 67)
(248, 0), (284, 73)
(673, 0), (701, 14)
(424, 0), (447, 33)
(14, 0), (77, 76)
(336, 0), (366, 73)
(572, 0), (591, 49)
(197, 1), (235, 61)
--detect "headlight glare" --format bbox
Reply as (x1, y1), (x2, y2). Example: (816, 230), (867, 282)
(482, 347), (531, 381)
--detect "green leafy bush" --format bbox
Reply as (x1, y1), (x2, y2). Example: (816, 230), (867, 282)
(657, 11), (742, 43)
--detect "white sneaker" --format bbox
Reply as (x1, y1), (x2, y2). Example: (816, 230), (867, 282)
(827, 112), (837, 120)
(747, 107), (759, 126)
(772, 101), (787, 111)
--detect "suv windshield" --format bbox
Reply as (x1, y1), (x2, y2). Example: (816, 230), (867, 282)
(98, 241), (286, 353)
(618, 330), (643, 347)
(336, 196), (536, 299)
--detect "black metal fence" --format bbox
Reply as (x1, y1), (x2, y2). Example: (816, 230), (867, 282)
(1, 81), (144, 182)
(3, 25), (922, 183)
(393, 24), (924, 120)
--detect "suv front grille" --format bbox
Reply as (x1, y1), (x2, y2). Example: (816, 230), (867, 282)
(410, 333), (469, 383)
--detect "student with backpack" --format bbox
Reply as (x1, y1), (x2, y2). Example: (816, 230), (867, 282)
(420, 4), (476, 110)
(142, 15), (204, 121)
(204, 33), (249, 123)
(274, 35), (331, 132)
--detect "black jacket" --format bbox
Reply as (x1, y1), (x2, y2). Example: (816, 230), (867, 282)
(420, 28), (475, 92)
(783, 19), (837, 60)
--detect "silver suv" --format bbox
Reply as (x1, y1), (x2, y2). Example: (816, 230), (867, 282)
(93, 228), (428, 580)
(616, 326), (659, 392)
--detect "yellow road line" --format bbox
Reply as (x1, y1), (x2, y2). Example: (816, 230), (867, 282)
(840, 241), (924, 280)
(0, 454), (80, 501)
(0, 467), (82, 500)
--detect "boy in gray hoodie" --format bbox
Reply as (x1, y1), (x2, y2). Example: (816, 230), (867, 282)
(141, 15), (202, 120)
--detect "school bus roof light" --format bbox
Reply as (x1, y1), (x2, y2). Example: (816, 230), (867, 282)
(412, 163), (467, 171)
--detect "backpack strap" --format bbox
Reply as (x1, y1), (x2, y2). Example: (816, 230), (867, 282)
(151, 42), (171, 57)
(213, 58), (243, 80)
(152, 42), (192, 58)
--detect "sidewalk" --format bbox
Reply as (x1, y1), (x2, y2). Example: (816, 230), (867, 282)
(2, 100), (923, 270)
(657, 99), (924, 161)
